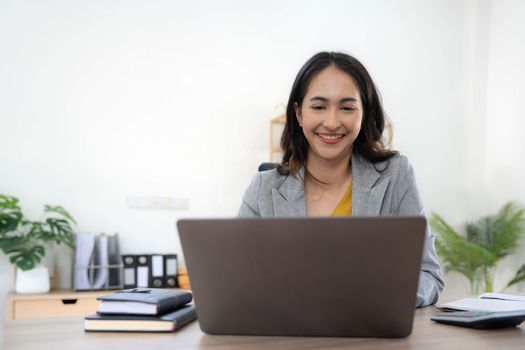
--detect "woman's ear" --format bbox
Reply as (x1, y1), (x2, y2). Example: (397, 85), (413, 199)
(294, 102), (302, 127)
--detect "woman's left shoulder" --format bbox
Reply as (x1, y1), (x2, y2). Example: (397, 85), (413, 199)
(374, 153), (413, 176)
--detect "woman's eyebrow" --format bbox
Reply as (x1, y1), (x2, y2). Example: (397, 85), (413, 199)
(309, 96), (358, 103)
(339, 97), (358, 103)
(309, 96), (329, 102)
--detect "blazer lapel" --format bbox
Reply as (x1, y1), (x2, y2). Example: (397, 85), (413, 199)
(271, 154), (390, 217)
(272, 169), (306, 217)
(351, 153), (390, 216)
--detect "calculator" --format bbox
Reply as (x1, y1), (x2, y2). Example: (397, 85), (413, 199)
(431, 310), (525, 329)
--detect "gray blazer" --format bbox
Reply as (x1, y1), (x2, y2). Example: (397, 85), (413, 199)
(238, 152), (444, 307)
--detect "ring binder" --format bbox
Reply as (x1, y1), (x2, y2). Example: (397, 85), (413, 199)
(136, 255), (151, 288)
(164, 254), (179, 288)
(122, 255), (137, 289)
(115, 253), (180, 288)
(151, 255), (165, 288)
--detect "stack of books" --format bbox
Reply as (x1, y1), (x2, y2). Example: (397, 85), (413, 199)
(84, 288), (196, 332)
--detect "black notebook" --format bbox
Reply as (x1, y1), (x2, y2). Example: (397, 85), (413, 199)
(85, 304), (197, 332)
(97, 288), (193, 315)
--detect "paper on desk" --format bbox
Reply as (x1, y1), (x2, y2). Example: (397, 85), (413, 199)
(439, 298), (525, 312)
(479, 292), (525, 302)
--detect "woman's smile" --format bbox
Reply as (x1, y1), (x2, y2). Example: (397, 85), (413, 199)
(317, 132), (346, 144)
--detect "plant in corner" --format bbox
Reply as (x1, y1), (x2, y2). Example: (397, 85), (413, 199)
(0, 194), (76, 292)
(430, 202), (525, 294)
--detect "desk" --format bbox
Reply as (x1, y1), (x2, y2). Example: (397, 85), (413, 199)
(4, 306), (524, 350)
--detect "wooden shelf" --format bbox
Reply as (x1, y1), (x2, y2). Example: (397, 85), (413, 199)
(6, 289), (109, 321)
(270, 114), (285, 162)
(178, 268), (190, 290)
(6, 269), (192, 321)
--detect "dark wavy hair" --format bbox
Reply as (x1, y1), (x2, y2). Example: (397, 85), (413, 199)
(277, 51), (398, 177)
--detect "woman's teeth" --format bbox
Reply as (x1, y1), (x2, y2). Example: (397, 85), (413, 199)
(318, 134), (343, 140)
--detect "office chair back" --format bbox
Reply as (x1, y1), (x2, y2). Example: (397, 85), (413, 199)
(258, 163), (278, 172)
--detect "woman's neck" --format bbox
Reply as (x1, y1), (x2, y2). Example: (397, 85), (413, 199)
(305, 151), (352, 190)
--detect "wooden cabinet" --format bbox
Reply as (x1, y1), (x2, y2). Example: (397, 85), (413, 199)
(6, 290), (107, 321)
(177, 268), (190, 290)
(6, 269), (192, 320)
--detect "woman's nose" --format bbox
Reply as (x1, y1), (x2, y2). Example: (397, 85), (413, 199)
(323, 108), (341, 130)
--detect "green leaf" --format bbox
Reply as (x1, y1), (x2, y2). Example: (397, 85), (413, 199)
(45, 218), (76, 248)
(0, 236), (27, 253)
(0, 212), (22, 234)
(28, 221), (53, 241)
(44, 205), (77, 225)
(432, 202), (525, 294)
(466, 216), (495, 248)
(0, 195), (77, 271)
(9, 245), (45, 271)
(465, 202), (525, 260)
(0, 194), (21, 209)
(431, 213), (496, 288)
(506, 263), (525, 289)
(0, 195), (23, 235)
(488, 202), (525, 259)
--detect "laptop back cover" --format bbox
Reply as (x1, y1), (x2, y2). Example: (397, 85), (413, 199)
(177, 216), (425, 338)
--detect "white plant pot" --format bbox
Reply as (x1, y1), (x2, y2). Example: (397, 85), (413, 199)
(15, 266), (50, 294)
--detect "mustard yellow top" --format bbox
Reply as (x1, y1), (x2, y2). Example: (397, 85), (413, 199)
(331, 181), (352, 216)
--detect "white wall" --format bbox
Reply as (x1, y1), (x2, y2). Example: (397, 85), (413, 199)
(482, 0), (525, 293)
(1, 0), (524, 333)
(485, 0), (525, 211)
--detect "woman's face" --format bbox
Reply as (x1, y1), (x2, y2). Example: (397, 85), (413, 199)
(295, 65), (363, 164)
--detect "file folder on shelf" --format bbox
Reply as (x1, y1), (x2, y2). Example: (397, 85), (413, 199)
(150, 255), (165, 288)
(136, 255), (151, 288)
(122, 254), (137, 289)
(120, 253), (179, 288)
(164, 254), (179, 288)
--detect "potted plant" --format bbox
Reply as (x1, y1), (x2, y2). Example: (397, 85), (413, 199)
(430, 202), (525, 294)
(0, 194), (76, 293)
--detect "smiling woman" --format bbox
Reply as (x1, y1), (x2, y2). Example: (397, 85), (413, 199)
(238, 51), (444, 307)
(295, 66), (363, 166)
(281, 52), (398, 179)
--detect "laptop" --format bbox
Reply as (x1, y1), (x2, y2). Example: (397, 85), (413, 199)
(177, 216), (426, 338)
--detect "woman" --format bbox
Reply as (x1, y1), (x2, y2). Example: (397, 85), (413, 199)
(238, 51), (443, 307)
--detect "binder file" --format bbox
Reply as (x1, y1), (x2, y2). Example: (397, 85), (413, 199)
(122, 255), (137, 289)
(164, 254), (179, 288)
(150, 255), (165, 288)
(136, 255), (151, 288)
(120, 253), (179, 288)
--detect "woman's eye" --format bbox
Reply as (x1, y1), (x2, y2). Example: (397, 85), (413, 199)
(311, 105), (326, 110)
(341, 106), (356, 112)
